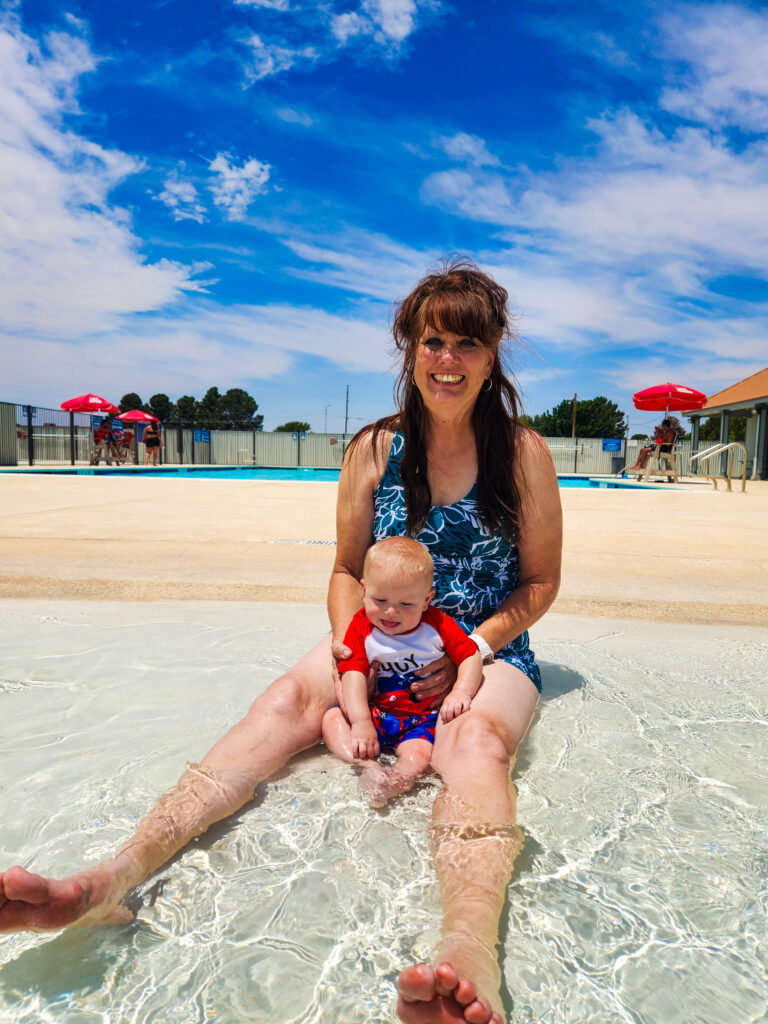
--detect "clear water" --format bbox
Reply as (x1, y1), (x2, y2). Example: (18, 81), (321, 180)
(0, 466), (653, 488)
(1, 602), (766, 1023)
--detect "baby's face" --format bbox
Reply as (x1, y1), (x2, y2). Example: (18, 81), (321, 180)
(362, 565), (434, 636)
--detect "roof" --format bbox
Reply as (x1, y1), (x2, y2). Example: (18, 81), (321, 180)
(686, 367), (768, 414)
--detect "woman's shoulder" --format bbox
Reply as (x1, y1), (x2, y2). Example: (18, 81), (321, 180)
(514, 425), (552, 463)
(345, 418), (399, 475)
(513, 426), (558, 492)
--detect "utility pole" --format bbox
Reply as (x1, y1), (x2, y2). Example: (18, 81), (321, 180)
(324, 403), (331, 433)
(344, 385), (349, 436)
(571, 393), (578, 438)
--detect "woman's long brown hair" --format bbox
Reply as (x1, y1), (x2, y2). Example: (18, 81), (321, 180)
(347, 257), (524, 540)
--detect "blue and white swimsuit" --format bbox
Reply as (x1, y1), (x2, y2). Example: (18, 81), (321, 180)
(372, 432), (541, 692)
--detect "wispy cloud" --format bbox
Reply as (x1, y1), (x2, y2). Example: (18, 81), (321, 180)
(332, 0), (438, 47)
(209, 152), (271, 220)
(242, 32), (317, 81)
(0, 18), (201, 343)
(659, 5), (768, 132)
(155, 170), (207, 223)
(274, 105), (313, 126)
(234, 0), (290, 9)
(436, 132), (501, 167)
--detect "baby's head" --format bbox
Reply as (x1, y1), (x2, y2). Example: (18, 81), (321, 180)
(362, 537), (435, 636)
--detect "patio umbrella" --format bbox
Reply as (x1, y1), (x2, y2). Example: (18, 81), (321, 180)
(59, 393), (120, 465)
(60, 393), (120, 414)
(114, 409), (159, 422)
(632, 382), (707, 415)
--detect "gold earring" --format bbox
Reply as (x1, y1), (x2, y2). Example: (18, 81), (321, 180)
(482, 378), (492, 392)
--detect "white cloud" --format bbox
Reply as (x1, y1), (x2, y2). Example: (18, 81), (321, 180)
(155, 171), (207, 223)
(242, 32), (317, 80)
(274, 105), (313, 126)
(659, 5), (768, 132)
(208, 152), (271, 220)
(331, 0), (434, 48)
(234, 0), (290, 9)
(1, 300), (392, 407)
(436, 132), (501, 167)
(0, 19), (201, 343)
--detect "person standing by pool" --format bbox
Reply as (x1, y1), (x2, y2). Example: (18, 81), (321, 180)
(142, 420), (162, 465)
(0, 258), (562, 1024)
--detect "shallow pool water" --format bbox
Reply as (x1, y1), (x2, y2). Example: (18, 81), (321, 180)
(1, 602), (766, 1023)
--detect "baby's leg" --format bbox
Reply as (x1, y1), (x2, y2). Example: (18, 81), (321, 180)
(321, 708), (358, 762)
(362, 737), (433, 807)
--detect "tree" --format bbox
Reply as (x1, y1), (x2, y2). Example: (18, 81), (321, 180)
(220, 388), (263, 431)
(119, 392), (143, 413)
(147, 393), (173, 423)
(196, 387), (222, 429)
(699, 415), (746, 442)
(275, 421), (311, 433)
(174, 395), (197, 423)
(529, 396), (627, 438)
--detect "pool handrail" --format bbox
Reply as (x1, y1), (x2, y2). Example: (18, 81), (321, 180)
(688, 442), (747, 492)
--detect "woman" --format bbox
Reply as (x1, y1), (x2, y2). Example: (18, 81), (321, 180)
(142, 420), (162, 465)
(0, 260), (562, 1024)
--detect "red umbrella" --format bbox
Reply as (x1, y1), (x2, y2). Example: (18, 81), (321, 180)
(632, 382), (707, 415)
(115, 409), (159, 422)
(60, 393), (120, 414)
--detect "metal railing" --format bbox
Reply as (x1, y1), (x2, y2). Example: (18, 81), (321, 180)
(0, 399), (743, 477)
(688, 443), (748, 492)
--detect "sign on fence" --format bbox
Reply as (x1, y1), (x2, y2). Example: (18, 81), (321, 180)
(601, 439), (622, 452)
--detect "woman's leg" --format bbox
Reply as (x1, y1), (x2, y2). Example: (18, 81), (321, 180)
(0, 638), (336, 933)
(397, 663), (539, 1024)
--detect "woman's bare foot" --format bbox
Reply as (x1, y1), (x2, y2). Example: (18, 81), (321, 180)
(0, 864), (133, 932)
(397, 962), (504, 1024)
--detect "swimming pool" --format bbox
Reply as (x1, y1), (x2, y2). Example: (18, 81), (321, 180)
(0, 466), (655, 488)
(1, 601), (765, 1023)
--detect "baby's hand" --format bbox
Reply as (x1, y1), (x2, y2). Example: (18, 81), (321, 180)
(440, 693), (472, 723)
(351, 721), (380, 760)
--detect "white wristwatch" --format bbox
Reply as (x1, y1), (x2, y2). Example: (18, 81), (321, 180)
(469, 632), (494, 665)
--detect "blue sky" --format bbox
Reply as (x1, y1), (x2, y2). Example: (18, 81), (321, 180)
(1, 0), (767, 434)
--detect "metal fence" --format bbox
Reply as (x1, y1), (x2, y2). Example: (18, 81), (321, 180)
(1, 401), (737, 475)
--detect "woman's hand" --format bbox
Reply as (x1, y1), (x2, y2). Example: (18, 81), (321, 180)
(410, 654), (458, 707)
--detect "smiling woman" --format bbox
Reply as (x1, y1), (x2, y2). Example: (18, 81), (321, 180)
(0, 257), (562, 1024)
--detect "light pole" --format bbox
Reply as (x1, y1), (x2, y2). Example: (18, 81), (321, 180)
(324, 404), (331, 433)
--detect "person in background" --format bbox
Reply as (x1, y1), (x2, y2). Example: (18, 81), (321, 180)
(91, 418), (114, 465)
(142, 421), (162, 465)
(626, 418), (678, 473)
(118, 429), (135, 464)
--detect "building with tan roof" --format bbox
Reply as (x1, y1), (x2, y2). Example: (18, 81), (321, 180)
(686, 367), (768, 480)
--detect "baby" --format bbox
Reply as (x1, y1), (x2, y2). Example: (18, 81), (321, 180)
(322, 536), (483, 805)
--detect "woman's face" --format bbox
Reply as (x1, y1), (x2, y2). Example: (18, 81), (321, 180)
(413, 327), (494, 414)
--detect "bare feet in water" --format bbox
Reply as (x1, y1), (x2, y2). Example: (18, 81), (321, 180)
(398, 963), (504, 1024)
(360, 761), (423, 808)
(0, 865), (133, 932)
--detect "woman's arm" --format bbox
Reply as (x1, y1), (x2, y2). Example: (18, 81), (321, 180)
(327, 430), (390, 659)
(472, 428), (562, 653)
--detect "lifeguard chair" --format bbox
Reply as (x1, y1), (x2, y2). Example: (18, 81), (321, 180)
(640, 441), (680, 483)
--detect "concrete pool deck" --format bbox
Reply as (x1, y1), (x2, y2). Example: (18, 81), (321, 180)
(0, 474), (766, 625)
